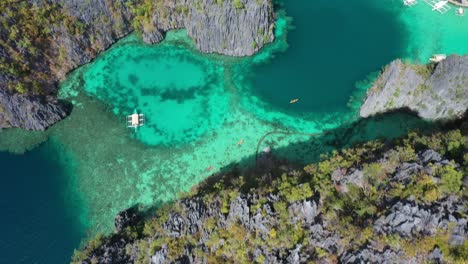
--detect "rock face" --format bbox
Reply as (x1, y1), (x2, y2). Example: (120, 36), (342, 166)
(73, 129), (467, 263)
(143, 0), (275, 56)
(0, 89), (71, 130)
(360, 55), (468, 120)
(114, 207), (140, 233)
(1, 0), (134, 130)
(341, 246), (405, 264)
(373, 198), (466, 239)
(0, 0), (275, 130)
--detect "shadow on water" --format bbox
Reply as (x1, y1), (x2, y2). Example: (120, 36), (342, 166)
(133, 109), (463, 222)
(194, 110), (434, 193)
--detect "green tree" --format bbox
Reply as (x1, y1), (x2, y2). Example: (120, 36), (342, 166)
(438, 165), (463, 193)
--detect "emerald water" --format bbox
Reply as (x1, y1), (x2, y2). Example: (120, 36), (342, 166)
(1, 1), (468, 262)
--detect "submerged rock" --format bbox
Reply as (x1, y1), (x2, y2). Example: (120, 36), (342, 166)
(360, 55), (468, 120)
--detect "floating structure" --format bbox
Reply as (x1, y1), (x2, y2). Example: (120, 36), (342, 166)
(290, 98), (299, 104)
(429, 54), (447, 62)
(404, 0), (418, 6)
(424, 0), (451, 13)
(456, 7), (465, 15)
(127, 110), (144, 129)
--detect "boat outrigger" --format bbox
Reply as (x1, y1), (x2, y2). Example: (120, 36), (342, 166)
(423, 0), (450, 14)
(127, 110), (144, 129)
(290, 98), (299, 104)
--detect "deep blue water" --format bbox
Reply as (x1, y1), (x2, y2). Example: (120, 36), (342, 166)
(252, 0), (403, 113)
(0, 143), (82, 264)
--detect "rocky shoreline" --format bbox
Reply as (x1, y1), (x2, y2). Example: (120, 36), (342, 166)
(72, 120), (467, 263)
(360, 55), (468, 121)
(0, 0), (275, 130)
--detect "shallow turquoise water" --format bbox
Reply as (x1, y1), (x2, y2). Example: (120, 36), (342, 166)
(82, 35), (229, 146)
(1, 1), (468, 262)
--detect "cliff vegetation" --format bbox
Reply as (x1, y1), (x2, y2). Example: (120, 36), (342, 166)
(72, 119), (467, 264)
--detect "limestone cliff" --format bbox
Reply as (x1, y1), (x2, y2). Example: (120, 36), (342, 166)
(0, 89), (70, 130)
(360, 55), (468, 120)
(141, 0), (275, 56)
(0, 0), (275, 130)
(72, 121), (468, 263)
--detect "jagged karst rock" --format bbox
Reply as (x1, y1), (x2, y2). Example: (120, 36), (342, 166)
(227, 194), (250, 225)
(427, 247), (444, 263)
(181, 197), (206, 235)
(373, 197), (465, 239)
(115, 207), (140, 232)
(163, 213), (186, 238)
(341, 246), (405, 264)
(151, 246), (168, 264)
(0, 0), (275, 130)
(288, 200), (318, 224)
(419, 149), (443, 164)
(332, 168), (365, 193)
(142, 29), (165, 44)
(393, 162), (423, 183)
(142, 0), (275, 56)
(286, 244), (301, 264)
(360, 55), (468, 120)
(84, 235), (132, 264)
(75, 144), (467, 264)
(0, 90), (71, 130)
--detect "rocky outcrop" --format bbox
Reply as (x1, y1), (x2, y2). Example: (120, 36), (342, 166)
(1, 0), (134, 130)
(114, 207), (140, 233)
(73, 126), (468, 263)
(140, 0), (275, 56)
(341, 246), (405, 264)
(360, 55), (468, 120)
(0, 0), (275, 130)
(0, 89), (71, 130)
(373, 197), (466, 239)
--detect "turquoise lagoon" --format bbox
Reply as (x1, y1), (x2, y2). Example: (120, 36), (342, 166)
(1, 1), (468, 262)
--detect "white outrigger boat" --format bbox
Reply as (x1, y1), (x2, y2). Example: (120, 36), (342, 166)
(127, 110), (144, 129)
(423, 0), (450, 14)
(456, 7), (465, 16)
(403, 0), (417, 6)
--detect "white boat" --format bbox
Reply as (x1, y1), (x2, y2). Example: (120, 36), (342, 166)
(127, 110), (144, 129)
(456, 7), (465, 16)
(404, 0), (417, 6)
